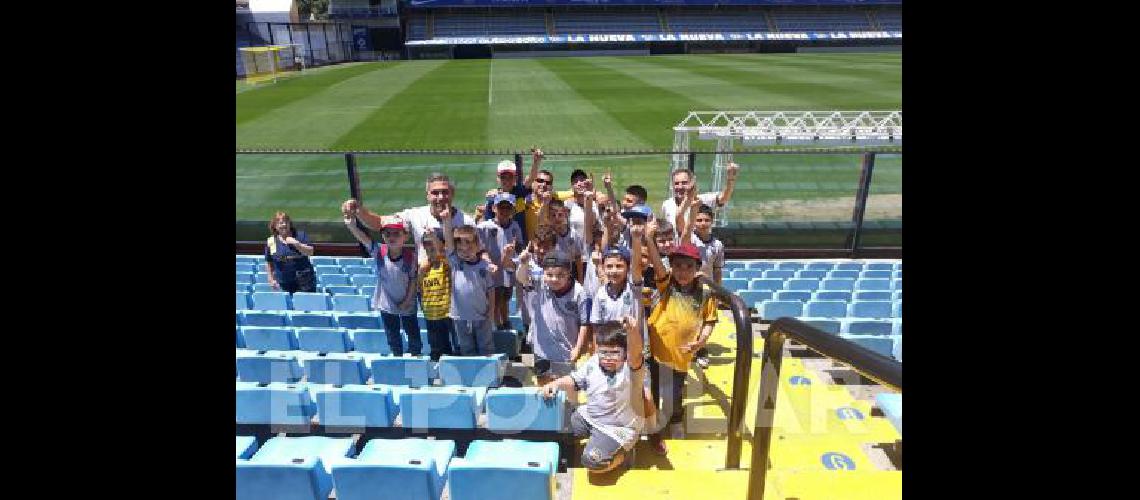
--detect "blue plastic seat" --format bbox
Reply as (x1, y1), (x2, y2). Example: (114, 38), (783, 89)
(850, 301), (892, 318)
(448, 440), (561, 500)
(860, 271), (890, 280)
(235, 381), (315, 425)
(314, 265), (342, 276)
(288, 311), (337, 328)
(738, 290), (773, 308)
(721, 278), (748, 292)
(337, 257), (366, 267)
(336, 312), (382, 330)
(237, 283), (250, 293)
(785, 278), (819, 291)
(799, 318), (841, 334)
(371, 356), (432, 387)
(399, 387), (479, 429)
(813, 291), (852, 302)
(892, 301), (901, 318)
(251, 283), (276, 293)
(309, 257), (337, 267)
(237, 262), (254, 273)
(331, 438), (455, 500)
(236, 350), (304, 383)
(237, 436), (258, 459)
(805, 300), (848, 318)
(252, 292), (291, 311)
(853, 291), (891, 301)
(359, 285), (377, 298)
(774, 291), (812, 302)
(314, 385), (394, 428)
(775, 262), (804, 271)
(856, 279), (891, 291)
(236, 435), (355, 500)
(762, 270), (795, 280)
(343, 266), (374, 276)
(323, 285), (358, 295)
(875, 393), (902, 434)
(820, 279), (856, 291)
(723, 261), (745, 272)
(795, 270), (828, 280)
(242, 311), (289, 327)
(438, 355), (505, 387)
(834, 262), (863, 271)
(236, 273), (255, 285)
(320, 274), (352, 286)
(845, 319), (893, 336)
(296, 327), (352, 353)
(362, 258), (375, 267)
(731, 269), (764, 280)
(348, 329), (391, 355)
(237, 292), (251, 310)
(241, 327), (298, 351)
(291, 293), (331, 312)
(237, 327), (245, 348)
(484, 388), (566, 432)
(827, 270), (860, 280)
(254, 273), (271, 284)
(839, 335), (894, 358)
(746, 261), (775, 271)
(759, 300), (803, 319)
(351, 275), (378, 287)
(304, 353), (370, 385)
(866, 262), (894, 271)
(749, 278), (784, 292)
(806, 262), (835, 271)
(333, 295), (371, 312)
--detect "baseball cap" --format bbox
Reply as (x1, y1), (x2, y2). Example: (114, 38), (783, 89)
(492, 192), (517, 206)
(541, 253), (572, 270)
(670, 243), (701, 262)
(602, 245), (631, 263)
(382, 217), (407, 231)
(621, 204), (653, 220)
(570, 169), (588, 182)
(497, 160), (517, 174)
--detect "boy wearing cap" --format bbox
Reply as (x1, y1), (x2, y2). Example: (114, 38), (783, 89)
(516, 248), (589, 385)
(477, 192), (524, 330)
(343, 214), (422, 356)
(442, 211), (497, 356)
(676, 200), (726, 369)
(644, 242), (718, 455)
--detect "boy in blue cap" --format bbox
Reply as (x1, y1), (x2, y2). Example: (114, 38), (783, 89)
(477, 192), (524, 330)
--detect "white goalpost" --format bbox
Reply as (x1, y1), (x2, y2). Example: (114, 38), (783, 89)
(239, 44), (304, 84)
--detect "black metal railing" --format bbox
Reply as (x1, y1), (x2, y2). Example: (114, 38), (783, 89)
(699, 277), (755, 470)
(744, 317), (902, 500)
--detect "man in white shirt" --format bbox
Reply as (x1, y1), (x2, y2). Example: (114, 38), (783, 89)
(342, 172), (474, 265)
(660, 163), (740, 238)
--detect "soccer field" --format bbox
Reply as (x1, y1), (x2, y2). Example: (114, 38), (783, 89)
(236, 53), (900, 227)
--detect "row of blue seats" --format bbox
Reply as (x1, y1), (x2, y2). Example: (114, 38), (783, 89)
(727, 269), (901, 280)
(238, 291), (376, 312)
(237, 382), (565, 432)
(832, 334), (901, 361)
(236, 262), (378, 275)
(740, 289), (901, 304)
(723, 277), (902, 293)
(236, 308), (524, 330)
(237, 351), (508, 387)
(236, 326), (522, 357)
(722, 260), (900, 272)
(237, 272), (378, 287)
(759, 300), (901, 320)
(237, 283), (377, 296)
(793, 317), (902, 337)
(237, 437), (558, 500)
(237, 255), (372, 267)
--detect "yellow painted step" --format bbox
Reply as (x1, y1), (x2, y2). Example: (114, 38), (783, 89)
(767, 435), (876, 472)
(571, 467), (752, 499)
(770, 470), (902, 500)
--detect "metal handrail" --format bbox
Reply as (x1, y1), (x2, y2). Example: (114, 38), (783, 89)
(698, 277), (754, 470)
(746, 317), (902, 500)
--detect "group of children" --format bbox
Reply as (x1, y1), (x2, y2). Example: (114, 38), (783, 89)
(340, 150), (741, 472)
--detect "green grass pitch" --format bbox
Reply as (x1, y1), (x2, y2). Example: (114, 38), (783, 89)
(236, 53), (900, 225)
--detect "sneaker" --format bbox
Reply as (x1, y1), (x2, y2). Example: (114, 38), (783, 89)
(648, 435), (668, 456)
(696, 355), (710, 369)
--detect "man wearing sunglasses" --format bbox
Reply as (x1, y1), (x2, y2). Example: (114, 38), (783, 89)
(342, 172), (474, 265)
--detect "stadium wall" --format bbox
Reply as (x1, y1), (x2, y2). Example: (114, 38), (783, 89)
(492, 49), (650, 58)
